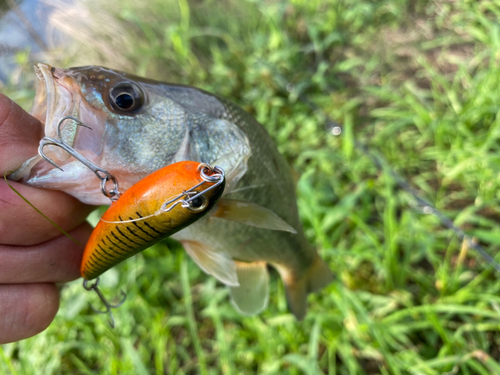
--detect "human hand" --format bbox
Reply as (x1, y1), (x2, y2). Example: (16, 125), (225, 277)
(0, 93), (94, 344)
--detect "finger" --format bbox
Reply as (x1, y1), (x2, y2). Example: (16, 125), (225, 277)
(0, 93), (42, 173)
(0, 180), (95, 245)
(0, 283), (59, 344)
(0, 222), (92, 283)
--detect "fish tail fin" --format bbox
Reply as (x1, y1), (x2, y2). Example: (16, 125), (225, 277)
(279, 254), (334, 320)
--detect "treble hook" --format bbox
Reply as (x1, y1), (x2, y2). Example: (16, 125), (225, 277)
(38, 116), (120, 200)
(39, 116), (92, 171)
(82, 278), (127, 328)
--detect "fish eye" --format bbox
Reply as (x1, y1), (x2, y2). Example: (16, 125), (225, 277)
(187, 194), (208, 212)
(109, 82), (144, 112)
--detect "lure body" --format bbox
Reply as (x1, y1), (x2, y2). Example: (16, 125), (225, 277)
(81, 161), (224, 280)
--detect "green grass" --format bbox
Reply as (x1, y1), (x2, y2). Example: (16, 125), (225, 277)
(3, 0), (500, 373)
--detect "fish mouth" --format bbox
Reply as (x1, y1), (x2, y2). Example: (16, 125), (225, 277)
(9, 63), (105, 182)
(32, 63), (80, 160)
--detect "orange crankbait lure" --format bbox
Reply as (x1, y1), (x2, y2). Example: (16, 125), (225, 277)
(81, 161), (225, 280)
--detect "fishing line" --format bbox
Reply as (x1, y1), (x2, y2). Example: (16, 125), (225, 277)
(289, 85), (500, 275)
(3, 171), (80, 245)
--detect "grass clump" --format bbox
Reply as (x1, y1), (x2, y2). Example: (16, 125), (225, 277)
(3, 0), (500, 374)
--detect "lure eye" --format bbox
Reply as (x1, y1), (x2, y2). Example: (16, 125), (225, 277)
(187, 194), (208, 212)
(109, 82), (144, 112)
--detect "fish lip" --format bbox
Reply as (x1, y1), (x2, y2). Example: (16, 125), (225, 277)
(32, 63), (57, 128)
(31, 63), (51, 127)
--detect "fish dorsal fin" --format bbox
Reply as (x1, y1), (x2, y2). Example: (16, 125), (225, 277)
(181, 240), (239, 287)
(213, 199), (297, 233)
(229, 261), (270, 316)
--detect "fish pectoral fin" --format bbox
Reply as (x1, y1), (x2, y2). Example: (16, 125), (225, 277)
(213, 199), (297, 234)
(181, 240), (239, 287)
(229, 261), (269, 316)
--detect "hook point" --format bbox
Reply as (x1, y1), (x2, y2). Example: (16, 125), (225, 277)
(83, 278), (126, 328)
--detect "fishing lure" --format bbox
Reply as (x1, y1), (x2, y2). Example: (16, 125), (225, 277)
(81, 160), (225, 280)
(38, 116), (226, 326)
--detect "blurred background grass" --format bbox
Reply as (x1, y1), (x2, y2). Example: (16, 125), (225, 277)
(3, 0), (500, 374)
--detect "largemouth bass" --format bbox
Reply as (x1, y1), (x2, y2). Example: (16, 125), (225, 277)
(12, 63), (333, 319)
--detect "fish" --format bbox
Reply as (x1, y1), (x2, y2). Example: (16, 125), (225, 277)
(81, 161), (225, 280)
(11, 63), (334, 319)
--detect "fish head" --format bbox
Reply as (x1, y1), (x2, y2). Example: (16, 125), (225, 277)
(31, 63), (154, 163)
(12, 64), (251, 204)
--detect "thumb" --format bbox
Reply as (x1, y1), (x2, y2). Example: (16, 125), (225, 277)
(0, 92), (43, 174)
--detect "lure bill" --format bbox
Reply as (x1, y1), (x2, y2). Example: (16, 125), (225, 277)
(81, 161), (225, 280)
